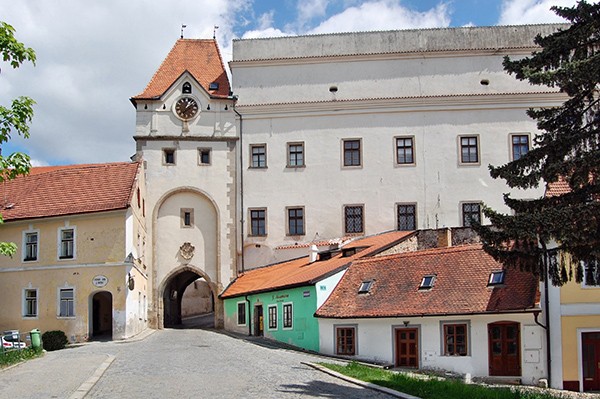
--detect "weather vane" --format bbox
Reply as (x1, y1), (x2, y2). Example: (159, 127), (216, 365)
(181, 24), (187, 39)
(213, 25), (219, 40)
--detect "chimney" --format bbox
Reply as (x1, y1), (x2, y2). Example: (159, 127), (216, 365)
(437, 228), (451, 248)
(309, 245), (318, 263)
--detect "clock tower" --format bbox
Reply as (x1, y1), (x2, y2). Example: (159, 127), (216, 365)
(130, 39), (238, 329)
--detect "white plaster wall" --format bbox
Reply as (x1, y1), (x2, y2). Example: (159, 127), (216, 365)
(315, 269), (347, 309)
(319, 314), (546, 385)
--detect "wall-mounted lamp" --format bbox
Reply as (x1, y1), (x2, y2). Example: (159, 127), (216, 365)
(403, 321), (410, 327)
(224, 104), (228, 110)
(207, 104), (211, 110)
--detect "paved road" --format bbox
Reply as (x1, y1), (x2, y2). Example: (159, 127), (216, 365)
(1, 328), (395, 398)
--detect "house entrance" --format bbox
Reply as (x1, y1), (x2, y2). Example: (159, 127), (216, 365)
(582, 332), (600, 391)
(395, 328), (419, 368)
(488, 322), (521, 376)
(254, 305), (264, 336)
(162, 269), (215, 329)
(91, 291), (112, 339)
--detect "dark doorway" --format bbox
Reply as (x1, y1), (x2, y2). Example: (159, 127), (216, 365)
(583, 332), (600, 391)
(91, 291), (112, 339)
(488, 322), (521, 376)
(163, 270), (214, 329)
(254, 305), (264, 336)
(395, 328), (419, 368)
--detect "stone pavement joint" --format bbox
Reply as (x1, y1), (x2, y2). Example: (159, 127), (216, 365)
(69, 354), (115, 399)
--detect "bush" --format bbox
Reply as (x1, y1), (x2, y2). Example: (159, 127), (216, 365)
(42, 330), (68, 351)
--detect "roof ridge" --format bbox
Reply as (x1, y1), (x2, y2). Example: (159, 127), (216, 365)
(356, 243), (483, 264)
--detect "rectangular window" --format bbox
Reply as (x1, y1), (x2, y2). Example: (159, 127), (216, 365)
(443, 323), (468, 356)
(462, 203), (481, 227)
(198, 148), (211, 165)
(237, 302), (246, 325)
(396, 137), (414, 165)
(287, 207), (305, 236)
(249, 208), (267, 236)
(511, 134), (530, 161)
(180, 208), (194, 228)
(287, 142), (305, 167)
(250, 144), (267, 168)
(336, 326), (356, 355)
(24, 289), (37, 317)
(24, 232), (38, 261)
(583, 259), (600, 287)
(163, 149), (175, 165)
(343, 139), (361, 167)
(59, 228), (74, 259)
(59, 288), (74, 317)
(460, 136), (479, 164)
(344, 205), (364, 234)
(268, 305), (278, 330)
(283, 303), (293, 329)
(397, 204), (416, 231)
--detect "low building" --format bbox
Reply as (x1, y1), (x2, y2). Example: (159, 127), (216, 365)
(220, 231), (414, 351)
(316, 243), (546, 386)
(0, 162), (148, 342)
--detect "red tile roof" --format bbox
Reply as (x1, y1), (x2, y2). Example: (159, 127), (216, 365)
(220, 231), (415, 298)
(315, 244), (539, 318)
(132, 39), (230, 101)
(545, 177), (571, 197)
(0, 162), (140, 221)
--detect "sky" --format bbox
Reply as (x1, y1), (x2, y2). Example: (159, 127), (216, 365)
(0, 0), (582, 166)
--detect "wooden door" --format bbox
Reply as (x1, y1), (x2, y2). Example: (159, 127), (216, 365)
(395, 328), (419, 368)
(582, 332), (600, 391)
(488, 322), (521, 376)
(254, 305), (264, 336)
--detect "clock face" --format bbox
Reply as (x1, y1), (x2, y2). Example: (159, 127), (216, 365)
(174, 96), (199, 120)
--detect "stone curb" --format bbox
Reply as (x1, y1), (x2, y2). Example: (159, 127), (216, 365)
(69, 354), (116, 399)
(303, 361), (421, 399)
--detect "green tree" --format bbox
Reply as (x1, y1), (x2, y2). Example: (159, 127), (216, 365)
(475, 1), (600, 286)
(0, 21), (36, 256)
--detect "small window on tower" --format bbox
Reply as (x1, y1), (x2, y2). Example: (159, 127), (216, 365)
(181, 208), (194, 228)
(182, 82), (192, 94)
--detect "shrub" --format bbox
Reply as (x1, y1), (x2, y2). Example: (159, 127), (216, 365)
(42, 330), (68, 351)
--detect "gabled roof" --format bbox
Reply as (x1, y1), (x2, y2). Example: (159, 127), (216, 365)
(131, 39), (230, 102)
(220, 231), (414, 299)
(0, 162), (140, 222)
(315, 244), (539, 319)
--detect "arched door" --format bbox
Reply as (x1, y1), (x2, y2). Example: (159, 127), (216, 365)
(91, 291), (113, 339)
(162, 269), (215, 329)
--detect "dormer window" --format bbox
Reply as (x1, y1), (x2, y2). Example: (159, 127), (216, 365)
(209, 82), (219, 90)
(182, 82), (192, 94)
(488, 271), (505, 286)
(419, 275), (435, 290)
(358, 280), (373, 294)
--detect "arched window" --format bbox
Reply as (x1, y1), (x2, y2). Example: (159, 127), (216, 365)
(182, 82), (192, 94)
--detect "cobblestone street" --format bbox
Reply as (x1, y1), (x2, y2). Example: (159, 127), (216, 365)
(1, 328), (395, 398)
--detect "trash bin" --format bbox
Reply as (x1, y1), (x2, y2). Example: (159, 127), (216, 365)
(30, 329), (41, 349)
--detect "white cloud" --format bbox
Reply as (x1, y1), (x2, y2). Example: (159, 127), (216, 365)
(498, 0), (577, 25)
(309, 1), (451, 34)
(298, 0), (331, 24)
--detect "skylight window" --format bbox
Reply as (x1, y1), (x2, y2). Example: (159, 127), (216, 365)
(488, 271), (505, 286)
(358, 280), (373, 294)
(209, 82), (219, 90)
(419, 275), (436, 290)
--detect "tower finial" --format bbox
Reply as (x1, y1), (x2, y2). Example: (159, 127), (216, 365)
(213, 25), (219, 40)
(180, 24), (187, 39)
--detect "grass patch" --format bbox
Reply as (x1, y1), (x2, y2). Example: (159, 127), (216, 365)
(320, 362), (567, 399)
(0, 347), (43, 368)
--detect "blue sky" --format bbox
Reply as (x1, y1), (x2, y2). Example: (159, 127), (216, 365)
(0, 0), (581, 165)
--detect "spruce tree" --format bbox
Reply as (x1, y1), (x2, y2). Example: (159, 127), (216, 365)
(475, 1), (600, 285)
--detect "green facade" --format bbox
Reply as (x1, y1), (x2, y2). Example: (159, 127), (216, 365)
(224, 285), (319, 352)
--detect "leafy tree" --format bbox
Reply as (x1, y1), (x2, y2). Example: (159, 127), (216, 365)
(0, 22), (36, 256)
(475, 1), (600, 286)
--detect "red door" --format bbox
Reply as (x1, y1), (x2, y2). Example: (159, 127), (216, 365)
(395, 328), (419, 368)
(582, 332), (600, 391)
(488, 322), (521, 376)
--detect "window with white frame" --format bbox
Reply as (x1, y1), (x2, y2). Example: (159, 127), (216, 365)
(268, 305), (278, 330)
(59, 288), (75, 317)
(23, 231), (38, 261)
(59, 228), (75, 259)
(283, 303), (293, 329)
(23, 288), (37, 317)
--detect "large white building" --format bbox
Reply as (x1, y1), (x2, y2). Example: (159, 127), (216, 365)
(230, 24), (566, 268)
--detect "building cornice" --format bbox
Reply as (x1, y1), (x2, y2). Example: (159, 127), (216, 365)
(133, 135), (239, 142)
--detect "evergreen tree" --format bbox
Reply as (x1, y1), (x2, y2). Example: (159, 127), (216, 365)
(475, 1), (600, 286)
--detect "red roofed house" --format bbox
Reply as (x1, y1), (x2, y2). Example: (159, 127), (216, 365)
(0, 162), (148, 342)
(316, 242), (547, 385)
(220, 231), (414, 351)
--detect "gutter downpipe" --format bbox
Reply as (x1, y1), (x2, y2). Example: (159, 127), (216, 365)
(233, 98), (245, 274)
(245, 295), (251, 336)
(541, 243), (552, 388)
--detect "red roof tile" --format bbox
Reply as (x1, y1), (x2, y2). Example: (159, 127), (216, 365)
(132, 39), (230, 101)
(545, 177), (571, 197)
(0, 162), (140, 221)
(315, 244), (539, 318)
(220, 231), (414, 298)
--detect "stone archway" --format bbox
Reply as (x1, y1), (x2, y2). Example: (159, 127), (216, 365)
(91, 291), (113, 339)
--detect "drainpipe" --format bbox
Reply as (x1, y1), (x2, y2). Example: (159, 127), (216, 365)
(245, 295), (251, 336)
(233, 98), (245, 274)
(541, 243), (552, 388)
